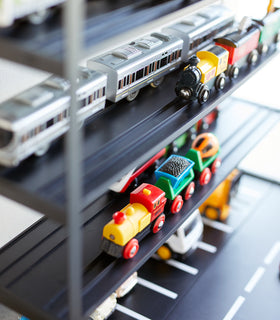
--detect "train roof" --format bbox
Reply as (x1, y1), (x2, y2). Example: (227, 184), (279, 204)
(163, 4), (234, 38)
(253, 7), (280, 27)
(0, 68), (105, 128)
(214, 24), (260, 48)
(130, 183), (165, 211)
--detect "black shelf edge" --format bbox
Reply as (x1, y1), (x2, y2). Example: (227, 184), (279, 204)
(0, 177), (66, 224)
(0, 0), (215, 74)
(0, 101), (278, 320)
(0, 48), (279, 224)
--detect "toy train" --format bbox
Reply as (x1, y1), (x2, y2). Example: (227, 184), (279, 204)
(0, 3), (280, 167)
(175, 5), (280, 103)
(0, 4), (234, 167)
(87, 4), (234, 102)
(0, 68), (106, 167)
(102, 132), (220, 259)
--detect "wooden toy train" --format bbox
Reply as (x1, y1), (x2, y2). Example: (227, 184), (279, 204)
(101, 133), (221, 259)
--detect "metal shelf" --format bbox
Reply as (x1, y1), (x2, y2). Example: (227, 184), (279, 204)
(0, 0), (216, 75)
(0, 98), (278, 320)
(0, 48), (278, 224)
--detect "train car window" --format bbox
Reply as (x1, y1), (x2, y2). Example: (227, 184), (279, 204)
(46, 118), (54, 128)
(0, 129), (13, 148)
(132, 73), (136, 83)
(102, 87), (106, 96)
(136, 68), (144, 80)
(160, 57), (168, 67)
(118, 80), (122, 90)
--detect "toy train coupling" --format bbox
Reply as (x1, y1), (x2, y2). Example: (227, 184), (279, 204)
(179, 88), (192, 99)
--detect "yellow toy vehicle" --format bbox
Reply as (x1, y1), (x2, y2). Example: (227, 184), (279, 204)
(175, 45), (229, 103)
(199, 169), (242, 221)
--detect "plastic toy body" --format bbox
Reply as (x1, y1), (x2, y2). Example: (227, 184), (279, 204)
(199, 169), (241, 221)
(175, 45), (229, 103)
(254, 7), (280, 54)
(186, 133), (221, 185)
(215, 24), (261, 79)
(88, 33), (183, 102)
(102, 183), (167, 259)
(0, 0), (65, 27)
(0, 68), (107, 167)
(109, 148), (166, 193)
(163, 4), (234, 60)
(87, 4), (234, 103)
(89, 292), (117, 320)
(116, 272), (138, 298)
(157, 209), (203, 260)
(197, 107), (219, 132)
(155, 155), (195, 213)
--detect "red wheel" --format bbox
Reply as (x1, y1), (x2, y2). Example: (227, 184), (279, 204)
(199, 168), (212, 186)
(123, 239), (139, 259)
(152, 214), (165, 233)
(211, 157), (221, 174)
(184, 181), (195, 200)
(170, 195), (184, 214)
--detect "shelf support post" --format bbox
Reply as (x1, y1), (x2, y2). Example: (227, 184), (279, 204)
(64, 0), (85, 319)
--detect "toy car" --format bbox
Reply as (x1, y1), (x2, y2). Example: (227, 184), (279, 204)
(89, 292), (117, 320)
(156, 209), (203, 260)
(199, 169), (242, 221)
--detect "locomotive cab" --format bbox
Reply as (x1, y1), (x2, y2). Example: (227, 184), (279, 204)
(175, 56), (203, 101)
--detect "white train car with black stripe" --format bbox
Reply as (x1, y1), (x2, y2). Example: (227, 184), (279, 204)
(87, 32), (184, 102)
(163, 4), (235, 61)
(0, 68), (107, 166)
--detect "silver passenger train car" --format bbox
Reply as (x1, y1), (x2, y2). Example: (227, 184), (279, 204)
(87, 32), (183, 102)
(0, 68), (107, 166)
(163, 4), (235, 61)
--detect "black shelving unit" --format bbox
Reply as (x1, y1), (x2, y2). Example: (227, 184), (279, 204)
(0, 98), (278, 320)
(0, 0), (279, 319)
(0, 48), (278, 225)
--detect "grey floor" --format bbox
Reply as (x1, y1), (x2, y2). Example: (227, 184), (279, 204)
(0, 304), (19, 319)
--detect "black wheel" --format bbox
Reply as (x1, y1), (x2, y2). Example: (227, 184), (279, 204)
(178, 88), (192, 100)
(126, 90), (140, 102)
(198, 86), (210, 104)
(150, 77), (164, 88)
(215, 73), (226, 90)
(274, 31), (280, 43)
(229, 65), (239, 79)
(247, 50), (258, 65)
(258, 43), (268, 55)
